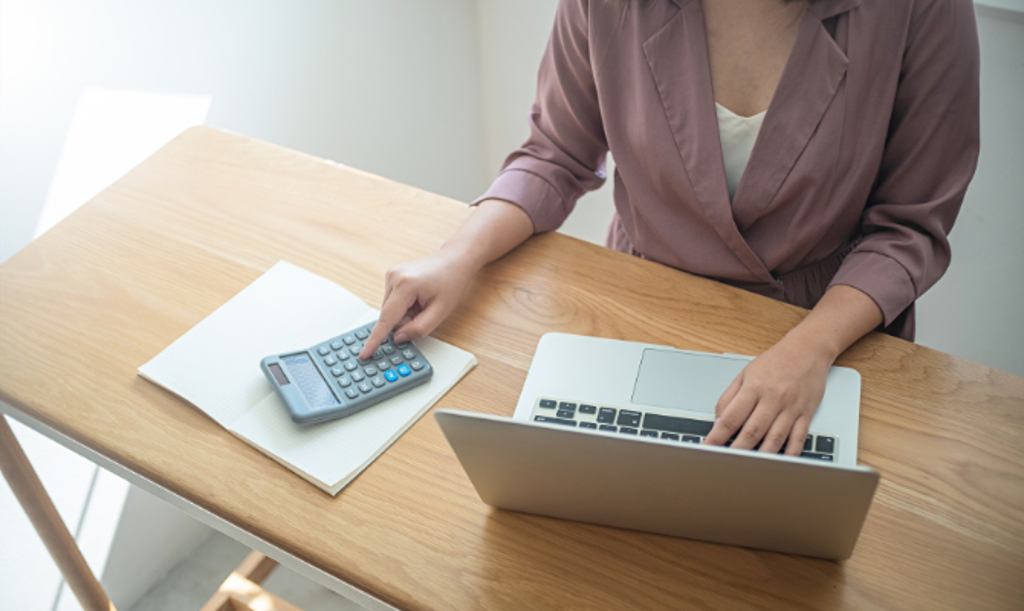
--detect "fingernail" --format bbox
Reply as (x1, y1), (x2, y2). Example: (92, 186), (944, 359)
(395, 332), (408, 343)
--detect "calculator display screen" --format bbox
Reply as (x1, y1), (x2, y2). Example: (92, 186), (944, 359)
(282, 353), (340, 410)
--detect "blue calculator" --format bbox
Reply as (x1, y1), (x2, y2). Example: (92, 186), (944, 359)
(260, 320), (433, 425)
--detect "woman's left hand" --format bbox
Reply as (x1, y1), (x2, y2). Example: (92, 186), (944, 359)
(702, 334), (832, 456)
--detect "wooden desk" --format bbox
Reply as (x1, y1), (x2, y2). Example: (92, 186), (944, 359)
(2, 127), (1022, 610)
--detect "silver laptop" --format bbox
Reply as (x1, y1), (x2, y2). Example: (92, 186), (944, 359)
(434, 334), (879, 559)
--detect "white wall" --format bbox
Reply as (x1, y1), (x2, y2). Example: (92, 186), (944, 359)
(0, 0), (488, 263)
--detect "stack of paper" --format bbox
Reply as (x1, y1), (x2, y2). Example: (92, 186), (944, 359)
(139, 261), (476, 495)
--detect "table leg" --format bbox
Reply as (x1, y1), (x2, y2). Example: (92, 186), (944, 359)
(0, 414), (116, 611)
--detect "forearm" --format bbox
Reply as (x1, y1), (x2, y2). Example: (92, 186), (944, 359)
(440, 199), (535, 271)
(783, 285), (884, 363)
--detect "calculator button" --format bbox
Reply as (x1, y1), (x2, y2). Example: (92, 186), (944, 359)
(337, 351), (350, 361)
(376, 360), (391, 370)
(349, 346), (361, 356)
(402, 349), (416, 360)
(409, 360), (424, 371)
(356, 329), (370, 340)
(396, 341), (410, 349)
(397, 364), (411, 377)
(343, 335), (356, 345)
(344, 361), (358, 371)
(324, 356), (337, 366)
(364, 366), (378, 376)
(345, 387), (359, 399)
(371, 375), (385, 388)
(382, 345), (395, 355)
(351, 371), (365, 383)
(390, 355), (403, 365)
(358, 382), (372, 393)
(317, 346), (330, 356)
(331, 367), (343, 377)
(331, 341), (343, 350)
(384, 369), (398, 382)
(338, 377), (352, 388)
(372, 350), (384, 361)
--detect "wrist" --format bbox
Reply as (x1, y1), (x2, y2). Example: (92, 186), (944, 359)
(781, 321), (843, 366)
(438, 238), (488, 275)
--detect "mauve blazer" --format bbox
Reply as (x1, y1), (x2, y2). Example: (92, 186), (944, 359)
(476, 0), (980, 340)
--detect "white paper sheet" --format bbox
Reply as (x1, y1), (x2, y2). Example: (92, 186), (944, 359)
(139, 261), (476, 494)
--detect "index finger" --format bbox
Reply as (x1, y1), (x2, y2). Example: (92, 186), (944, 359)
(360, 289), (416, 359)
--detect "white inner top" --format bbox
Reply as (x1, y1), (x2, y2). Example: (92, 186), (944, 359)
(715, 102), (766, 202)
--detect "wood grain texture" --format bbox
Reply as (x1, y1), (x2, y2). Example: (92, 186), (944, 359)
(1, 126), (1022, 610)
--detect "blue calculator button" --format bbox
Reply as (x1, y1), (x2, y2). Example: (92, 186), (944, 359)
(397, 364), (411, 377)
(384, 369), (398, 382)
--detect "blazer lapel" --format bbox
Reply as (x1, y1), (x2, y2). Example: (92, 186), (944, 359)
(732, 7), (851, 231)
(643, 0), (775, 283)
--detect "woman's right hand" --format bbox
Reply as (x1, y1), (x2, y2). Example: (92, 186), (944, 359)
(359, 198), (535, 360)
(359, 248), (479, 359)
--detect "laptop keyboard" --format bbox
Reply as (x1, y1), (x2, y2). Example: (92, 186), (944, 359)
(530, 398), (838, 462)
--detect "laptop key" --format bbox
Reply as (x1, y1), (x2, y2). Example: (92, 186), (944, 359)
(816, 436), (836, 454)
(599, 424), (617, 432)
(803, 435), (813, 452)
(579, 404), (597, 414)
(534, 416), (577, 427)
(597, 408), (616, 424)
(556, 409), (575, 419)
(619, 427), (638, 435)
(681, 435), (701, 443)
(660, 432), (679, 441)
(559, 402), (577, 411)
(640, 430), (658, 438)
(617, 410), (642, 427)
(641, 413), (714, 436)
(539, 399), (557, 409)
(800, 452), (833, 461)
(580, 422), (597, 429)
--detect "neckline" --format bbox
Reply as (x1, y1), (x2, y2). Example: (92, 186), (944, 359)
(715, 102), (767, 121)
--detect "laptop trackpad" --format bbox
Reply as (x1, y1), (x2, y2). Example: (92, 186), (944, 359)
(631, 349), (748, 415)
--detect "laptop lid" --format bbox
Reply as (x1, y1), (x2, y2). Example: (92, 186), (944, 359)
(435, 409), (879, 560)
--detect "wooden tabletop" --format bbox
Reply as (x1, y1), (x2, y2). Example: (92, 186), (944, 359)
(1, 127), (1022, 610)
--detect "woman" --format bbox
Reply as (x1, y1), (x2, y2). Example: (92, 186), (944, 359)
(360, 0), (979, 455)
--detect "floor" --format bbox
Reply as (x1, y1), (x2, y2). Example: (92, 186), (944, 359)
(128, 531), (364, 611)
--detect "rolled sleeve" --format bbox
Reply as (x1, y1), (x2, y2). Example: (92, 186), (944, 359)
(828, 0), (980, 326)
(473, 0), (609, 234)
(830, 251), (917, 326)
(473, 168), (574, 234)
